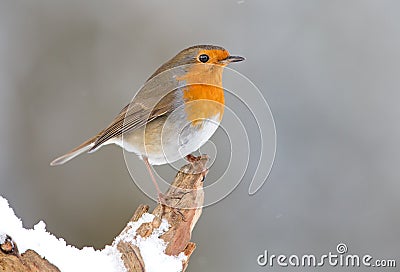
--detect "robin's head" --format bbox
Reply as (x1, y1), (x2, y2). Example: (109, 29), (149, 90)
(149, 45), (244, 81)
(173, 45), (245, 66)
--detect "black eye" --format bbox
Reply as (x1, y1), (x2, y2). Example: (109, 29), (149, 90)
(198, 54), (209, 63)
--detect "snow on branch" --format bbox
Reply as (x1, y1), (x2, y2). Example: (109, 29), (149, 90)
(0, 157), (208, 272)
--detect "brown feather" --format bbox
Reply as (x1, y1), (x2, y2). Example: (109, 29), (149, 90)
(90, 89), (180, 151)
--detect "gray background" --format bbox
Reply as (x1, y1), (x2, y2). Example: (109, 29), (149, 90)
(1, 1), (399, 271)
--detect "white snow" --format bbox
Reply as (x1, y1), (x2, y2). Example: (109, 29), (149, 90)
(0, 232), (6, 244)
(0, 195), (187, 272)
(113, 213), (187, 272)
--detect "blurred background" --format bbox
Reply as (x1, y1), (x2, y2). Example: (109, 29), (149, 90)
(1, 0), (399, 271)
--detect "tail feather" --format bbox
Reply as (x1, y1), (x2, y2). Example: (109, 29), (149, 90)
(50, 137), (96, 166)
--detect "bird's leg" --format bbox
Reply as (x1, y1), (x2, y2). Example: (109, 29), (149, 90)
(185, 154), (201, 163)
(185, 154), (208, 176)
(143, 157), (166, 204)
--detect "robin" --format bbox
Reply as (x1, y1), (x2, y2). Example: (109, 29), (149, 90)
(51, 44), (244, 200)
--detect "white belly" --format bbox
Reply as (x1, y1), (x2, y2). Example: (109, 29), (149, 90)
(113, 109), (221, 165)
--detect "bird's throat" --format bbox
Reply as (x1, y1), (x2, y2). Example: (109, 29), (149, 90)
(178, 66), (225, 127)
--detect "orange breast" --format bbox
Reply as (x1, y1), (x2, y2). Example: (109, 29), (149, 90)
(178, 64), (225, 126)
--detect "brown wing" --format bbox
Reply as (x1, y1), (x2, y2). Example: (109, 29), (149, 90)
(90, 57), (190, 151)
(90, 89), (181, 151)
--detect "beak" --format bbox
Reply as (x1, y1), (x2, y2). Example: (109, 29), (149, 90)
(221, 55), (245, 64)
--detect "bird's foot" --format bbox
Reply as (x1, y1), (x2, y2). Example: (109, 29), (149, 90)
(185, 154), (208, 163)
(184, 154), (209, 175)
(158, 192), (168, 206)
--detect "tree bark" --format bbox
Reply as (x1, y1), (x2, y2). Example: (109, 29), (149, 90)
(0, 157), (207, 272)
(0, 235), (60, 272)
(116, 155), (207, 271)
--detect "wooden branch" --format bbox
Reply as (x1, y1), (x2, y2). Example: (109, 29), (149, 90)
(0, 235), (60, 272)
(116, 155), (208, 271)
(0, 157), (208, 272)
